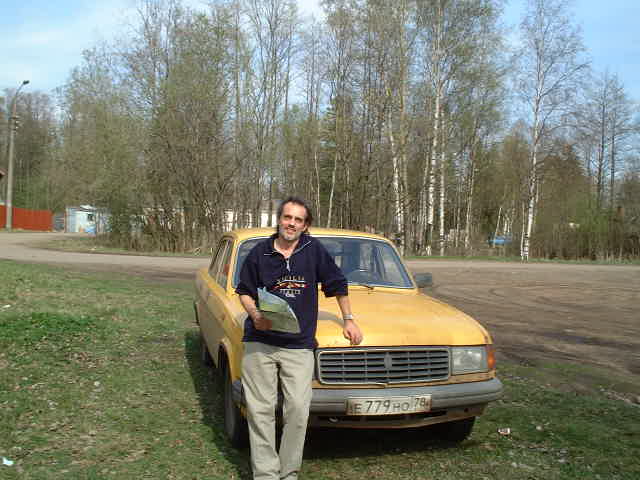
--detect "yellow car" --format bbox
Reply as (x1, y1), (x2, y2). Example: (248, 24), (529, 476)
(194, 228), (502, 448)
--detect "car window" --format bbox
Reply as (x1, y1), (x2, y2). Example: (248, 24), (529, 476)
(319, 238), (344, 268)
(358, 242), (374, 270)
(209, 239), (228, 280)
(377, 242), (410, 285)
(318, 237), (412, 288)
(216, 239), (233, 288)
(232, 237), (267, 288)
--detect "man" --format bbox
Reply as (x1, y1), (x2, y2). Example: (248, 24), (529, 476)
(236, 196), (363, 480)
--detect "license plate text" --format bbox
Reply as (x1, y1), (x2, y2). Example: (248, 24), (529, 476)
(346, 395), (431, 416)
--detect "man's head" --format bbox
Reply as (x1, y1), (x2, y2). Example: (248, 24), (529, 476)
(276, 196), (313, 243)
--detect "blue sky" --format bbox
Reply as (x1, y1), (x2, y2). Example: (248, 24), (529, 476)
(1, 0), (639, 101)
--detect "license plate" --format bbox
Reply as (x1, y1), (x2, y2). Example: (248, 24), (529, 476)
(346, 395), (431, 416)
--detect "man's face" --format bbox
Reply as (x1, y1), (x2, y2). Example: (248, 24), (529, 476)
(278, 202), (308, 243)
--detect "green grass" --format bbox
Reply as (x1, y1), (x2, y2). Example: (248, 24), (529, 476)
(1, 260), (639, 479)
(1, 260), (246, 479)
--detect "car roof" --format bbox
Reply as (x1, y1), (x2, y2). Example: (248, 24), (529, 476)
(225, 227), (391, 242)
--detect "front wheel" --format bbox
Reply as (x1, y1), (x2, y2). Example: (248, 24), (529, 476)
(224, 362), (249, 449)
(432, 417), (475, 443)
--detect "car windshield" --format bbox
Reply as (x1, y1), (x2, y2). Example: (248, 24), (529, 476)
(233, 236), (413, 289)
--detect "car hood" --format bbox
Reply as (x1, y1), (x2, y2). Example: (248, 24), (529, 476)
(316, 288), (491, 348)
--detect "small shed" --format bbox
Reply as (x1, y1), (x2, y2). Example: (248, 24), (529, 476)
(65, 205), (109, 233)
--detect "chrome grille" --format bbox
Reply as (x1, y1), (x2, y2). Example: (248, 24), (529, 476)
(316, 347), (450, 385)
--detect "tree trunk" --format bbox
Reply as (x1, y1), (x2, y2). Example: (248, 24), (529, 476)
(438, 120), (447, 256)
(464, 149), (475, 252)
(522, 112), (540, 260)
(387, 108), (405, 253)
(426, 86), (440, 256)
(326, 150), (338, 228)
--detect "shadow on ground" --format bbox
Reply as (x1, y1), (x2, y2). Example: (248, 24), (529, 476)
(304, 425), (476, 461)
(184, 329), (475, 479)
(184, 329), (253, 479)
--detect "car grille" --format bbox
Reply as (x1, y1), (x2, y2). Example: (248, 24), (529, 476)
(316, 347), (450, 385)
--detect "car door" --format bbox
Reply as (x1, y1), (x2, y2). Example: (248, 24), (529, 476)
(199, 238), (232, 361)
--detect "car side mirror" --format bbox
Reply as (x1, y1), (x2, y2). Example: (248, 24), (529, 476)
(414, 273), (433, 288)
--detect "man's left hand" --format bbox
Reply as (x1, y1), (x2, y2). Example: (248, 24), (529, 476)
(343, 320), (363, 345)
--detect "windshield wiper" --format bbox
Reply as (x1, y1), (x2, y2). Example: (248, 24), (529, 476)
(349, 282), (375, 290)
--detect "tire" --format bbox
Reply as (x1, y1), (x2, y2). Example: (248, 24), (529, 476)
(433, 417), (475, 443)
(223, 362), (249, 449)
(200, 333), (214, 367)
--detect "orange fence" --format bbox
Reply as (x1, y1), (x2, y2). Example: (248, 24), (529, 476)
(0, 205), (53, 231)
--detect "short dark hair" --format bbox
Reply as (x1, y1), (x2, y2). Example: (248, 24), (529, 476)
(276, 196), (314, 229)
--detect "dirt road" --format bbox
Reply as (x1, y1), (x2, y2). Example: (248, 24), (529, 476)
(2, 232), (639, 388)
(0, 232), (208, 281)
(405, 258), (640, 384)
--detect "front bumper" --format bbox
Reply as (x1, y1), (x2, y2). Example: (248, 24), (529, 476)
(308, 377), (503, 413)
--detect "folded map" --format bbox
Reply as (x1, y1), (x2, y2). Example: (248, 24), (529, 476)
(258, 287), (301, 334)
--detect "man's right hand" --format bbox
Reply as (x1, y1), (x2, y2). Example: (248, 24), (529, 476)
(239, 294), (273, 331)
(252, 312), (272, 331)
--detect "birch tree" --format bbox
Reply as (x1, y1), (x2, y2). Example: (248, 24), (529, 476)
(416, 0), (501, 255)
(245, 0), (299, 225)
(377, 0), (416, 253)
(299, 19), (326, 221)
(574, 71), (640, 256)
(514, 0), (587, 260)
(605, 75), (639, 215)
(322, 1), (359, 227)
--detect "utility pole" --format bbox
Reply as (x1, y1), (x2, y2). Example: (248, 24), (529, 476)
(4, 79), (30, 231)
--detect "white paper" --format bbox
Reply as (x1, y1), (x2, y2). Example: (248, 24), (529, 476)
(258, 288), (300, 334)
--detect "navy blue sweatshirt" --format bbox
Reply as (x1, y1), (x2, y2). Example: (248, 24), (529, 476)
(235, 233), (348, 349)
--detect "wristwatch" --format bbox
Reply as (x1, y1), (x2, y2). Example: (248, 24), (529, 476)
(343, 314), (354, 321)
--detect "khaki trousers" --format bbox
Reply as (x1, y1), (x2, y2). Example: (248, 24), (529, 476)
(242, 342), (314, 480)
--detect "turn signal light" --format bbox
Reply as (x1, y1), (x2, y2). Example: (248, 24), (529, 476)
(487, 344), (496, 371)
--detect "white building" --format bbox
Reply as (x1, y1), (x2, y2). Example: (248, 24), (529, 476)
(223, 209), (278, 232)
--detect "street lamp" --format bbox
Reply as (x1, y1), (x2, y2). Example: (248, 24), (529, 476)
(4, 79), (30, 231)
